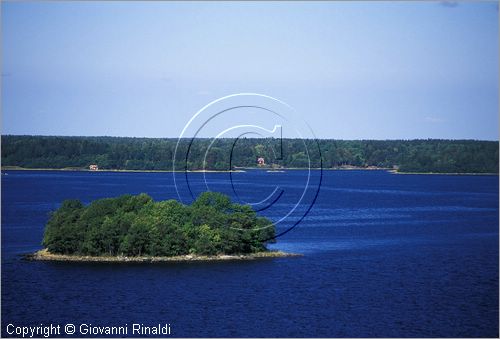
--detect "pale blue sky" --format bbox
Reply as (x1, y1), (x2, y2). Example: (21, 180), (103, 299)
(2, 1), (498, 140)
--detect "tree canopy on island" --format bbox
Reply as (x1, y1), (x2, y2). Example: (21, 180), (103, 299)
(42, 192), (276, 257)
(2, 135), (498, 173)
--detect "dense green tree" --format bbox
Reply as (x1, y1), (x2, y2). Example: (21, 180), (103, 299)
(2, 135), (498, 173)
(43, 200), (84, 254)
(42, 192), (276, 257)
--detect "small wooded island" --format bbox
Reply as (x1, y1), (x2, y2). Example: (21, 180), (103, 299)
(30, 192), (296, 262)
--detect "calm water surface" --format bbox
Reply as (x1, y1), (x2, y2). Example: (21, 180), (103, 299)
(2, 170), (498, 337)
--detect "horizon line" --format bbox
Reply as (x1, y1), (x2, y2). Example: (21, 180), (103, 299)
(2, 134), (498, 142)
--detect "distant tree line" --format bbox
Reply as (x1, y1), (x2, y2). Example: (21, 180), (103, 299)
(43, 192), (275, 257)
(2, 135), (498, 173)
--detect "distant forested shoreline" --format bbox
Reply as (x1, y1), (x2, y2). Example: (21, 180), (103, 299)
(1, 135), (498, 174)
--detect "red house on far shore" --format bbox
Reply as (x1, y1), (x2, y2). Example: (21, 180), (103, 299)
(89, 164), (98, 171)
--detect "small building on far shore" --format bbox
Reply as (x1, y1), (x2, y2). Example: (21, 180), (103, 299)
(89, 164), (98, 171)
(257, 157), (265, 166)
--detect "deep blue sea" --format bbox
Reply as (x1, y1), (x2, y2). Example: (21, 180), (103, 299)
(2, 170), (498, 337)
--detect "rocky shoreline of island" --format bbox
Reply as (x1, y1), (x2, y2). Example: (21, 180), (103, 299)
(25, 249), (301, 263)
